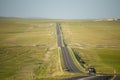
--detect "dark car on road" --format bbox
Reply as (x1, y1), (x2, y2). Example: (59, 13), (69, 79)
(89, 67), (96, 75)
(64, 67), (69, 71)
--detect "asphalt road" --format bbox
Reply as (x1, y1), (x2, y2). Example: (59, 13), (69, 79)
(114, 75), (120, 80)
(56, 23), (62, 47)
(56, 23), (120, 80)
(56, 23), (82, 73)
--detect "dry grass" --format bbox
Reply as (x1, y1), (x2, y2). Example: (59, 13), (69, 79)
(0, 18), (63, 80)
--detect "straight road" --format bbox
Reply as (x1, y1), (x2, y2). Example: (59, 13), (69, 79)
(56, 23), (62, 47)
(56, 23), (82, 73)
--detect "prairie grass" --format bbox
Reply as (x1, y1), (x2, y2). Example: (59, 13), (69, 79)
(62, 20), (120, 74)
(62, 20), (120, 47)
(0, 18), (64, 80)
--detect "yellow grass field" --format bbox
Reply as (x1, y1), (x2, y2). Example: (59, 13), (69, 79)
(0, 18), (64, 80)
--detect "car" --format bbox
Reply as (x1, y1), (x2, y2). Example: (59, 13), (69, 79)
(64, 67), (69, 71)
(89, 67), (96, 75)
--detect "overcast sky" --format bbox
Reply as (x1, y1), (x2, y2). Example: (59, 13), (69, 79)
(0, 0), (120, 19)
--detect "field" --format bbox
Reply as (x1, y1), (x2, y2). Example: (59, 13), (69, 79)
(61, 20), (120, 74)
(0, 18), (120, 80)
(0, 18), (65, 80)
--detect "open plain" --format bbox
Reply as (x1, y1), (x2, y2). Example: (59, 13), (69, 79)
(0, 18), (120, 80)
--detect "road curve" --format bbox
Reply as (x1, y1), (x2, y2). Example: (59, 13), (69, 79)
(56, 23), (82, 73)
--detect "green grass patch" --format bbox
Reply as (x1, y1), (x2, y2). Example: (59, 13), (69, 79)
(72, 48), (120, 74)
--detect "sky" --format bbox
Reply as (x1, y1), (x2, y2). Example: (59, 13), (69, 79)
(0, 0), (120, 19)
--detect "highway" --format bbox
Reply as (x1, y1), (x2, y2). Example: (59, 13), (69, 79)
(56, 23), (82, 73)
